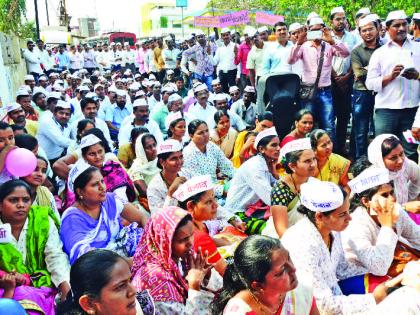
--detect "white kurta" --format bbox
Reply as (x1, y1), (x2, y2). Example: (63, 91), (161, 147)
(281, 217), (376, 315)
(341, 206), (420, 276)
(146, 170), (192, 215)
(224, 154), (276, 215)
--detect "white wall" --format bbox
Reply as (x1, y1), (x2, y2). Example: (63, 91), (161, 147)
(0, 33), (27, 111)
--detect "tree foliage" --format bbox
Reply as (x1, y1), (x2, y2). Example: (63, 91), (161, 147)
(208, 0), (417, 26)
(0, 0), (32, 38)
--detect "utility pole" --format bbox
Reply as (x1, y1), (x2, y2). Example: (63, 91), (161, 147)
(59, 0), (71, 31)
(45, 0), (50, 25)
(34, 0), (40, 39)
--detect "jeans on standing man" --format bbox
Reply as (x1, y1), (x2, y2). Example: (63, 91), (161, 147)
(302, 87), (336, 143)
(351, 90), (375, 159)
(192, 73), (214, 92)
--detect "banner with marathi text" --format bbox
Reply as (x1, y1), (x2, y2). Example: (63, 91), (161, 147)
(219, 10), (250, 27)
(194, 10), (284, 28)
(194, 15), (220, 27)
(194, 10), (250, 28)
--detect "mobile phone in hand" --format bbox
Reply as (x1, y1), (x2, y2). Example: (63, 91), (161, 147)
(307, 30), (322, 40)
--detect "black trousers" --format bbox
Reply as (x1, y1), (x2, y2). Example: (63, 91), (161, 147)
(219, 69), (237, 94)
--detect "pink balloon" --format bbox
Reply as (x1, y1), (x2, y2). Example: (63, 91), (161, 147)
(5, 148), (37, 177)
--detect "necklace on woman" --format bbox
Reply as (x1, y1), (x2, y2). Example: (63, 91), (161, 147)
(249, 290), (284, 315)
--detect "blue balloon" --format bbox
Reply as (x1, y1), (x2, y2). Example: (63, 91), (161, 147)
(0, 298), (26, 315)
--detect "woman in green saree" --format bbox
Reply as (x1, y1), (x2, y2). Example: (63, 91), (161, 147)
(0, 179), (70, 314)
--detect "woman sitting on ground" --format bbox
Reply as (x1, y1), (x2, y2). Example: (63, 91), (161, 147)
(341, 158), (420, 277)
(183, 119), (234, 199)
(0, 179), (70, 314)
(131, 207), (222, 314)
(128, 133), (159, 204)
(173, 175), (247, 275)
(310, 129), (350, 190)
(262, 138), (317, 238)
(212, 235), (319, 315)
(63, 134), (137, 209)
(21, 155), (60, 219)
(14, 133), (54, 191)
(210, 110), (238, 159)
(118, 126), (149, 169)
(280, 109), (314, 147)
(281, 179), (395, 314)
(147, 139), (189, 214)
(224, 127), (280, 235)
(60, 165), (148, 264)
(367, 134), (420, 219)
(57, 249), (154, 315)
(166, 111), (188, 144)
(53, 128), (118, 180)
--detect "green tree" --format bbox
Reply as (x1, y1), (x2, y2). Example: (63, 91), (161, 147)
(0, 0), (33, 38)
(208, 0), (418, 26)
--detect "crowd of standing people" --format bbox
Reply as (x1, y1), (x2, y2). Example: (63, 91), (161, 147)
(0, 6), (419, 315)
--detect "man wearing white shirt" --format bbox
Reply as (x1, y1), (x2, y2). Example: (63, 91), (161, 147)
(37, 100), (73, 164)
(188, 84), (217, 122)
(247, 28), (269, 87)
(123, 42), (136, 73)
(45, 47), (57, 76)
(69, 85), (89, 123)
(97, 84), (114, 121)
(83, 44), (96, 74)
(97, 43), (112, 72)
(180, 35), (197, 88)
(70, 97), (113, 148)
(110, 42), (123, 72)
(288, 23), (304, 77)
(69, 45), (84, 74)
(213, 28), (239, 93)
(145, 41), (157, 75)
(366, 10), (420, 161)
(23, 40), (43, 82)
(412, 109), (420, 159)
(163, 40), (180, 74)
(35, 39), (52, 75)
(147, 82), (162, 113)
(118, 98), (163, 145)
